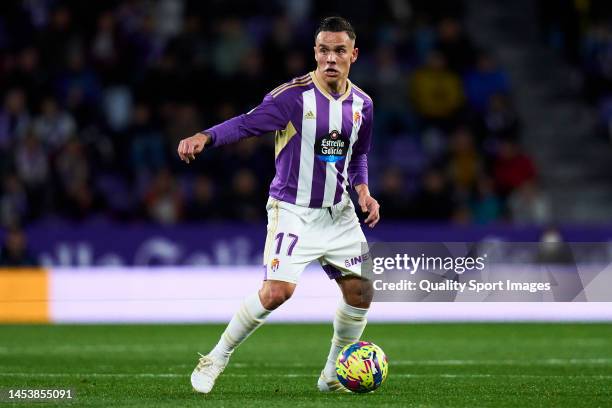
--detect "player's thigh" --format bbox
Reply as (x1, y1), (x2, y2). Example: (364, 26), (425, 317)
(320, 214), (368, 280)
(262, 199), (319, 284)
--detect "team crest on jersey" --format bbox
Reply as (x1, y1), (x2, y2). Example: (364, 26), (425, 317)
(353, 111), (362, 128)
(270, 258), (280, 272)
(315, 130), (349, 163)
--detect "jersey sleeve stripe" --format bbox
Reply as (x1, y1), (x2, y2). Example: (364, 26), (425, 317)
(271, 78), (312, 97)
(270, 76), (312, 96)
(351, 84), (373, 103)
(271, 80), (313, 98)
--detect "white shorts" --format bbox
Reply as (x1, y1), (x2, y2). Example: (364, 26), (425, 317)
(262, 195), (368, 284)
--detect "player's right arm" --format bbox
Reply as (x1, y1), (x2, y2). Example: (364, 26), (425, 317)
(177, 94), (288, 164)
(177, 133), (209, 164)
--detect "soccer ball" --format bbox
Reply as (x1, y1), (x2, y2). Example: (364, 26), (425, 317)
(335, 341), (388, 393)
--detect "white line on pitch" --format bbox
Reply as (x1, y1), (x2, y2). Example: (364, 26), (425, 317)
(392, 358), (612, 366)
(231, 358), (612, 367)
(0, 344), (192, 353)
(141, 358), (612, 369)
(1, 373), (612, 380)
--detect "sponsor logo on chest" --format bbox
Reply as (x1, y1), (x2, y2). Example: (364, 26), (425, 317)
(315, 130), (350, 163)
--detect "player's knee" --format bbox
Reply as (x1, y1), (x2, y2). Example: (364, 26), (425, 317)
(259, 282), (294, 310)
(261, 290), (291, 310)
(343, 280), (373, 308)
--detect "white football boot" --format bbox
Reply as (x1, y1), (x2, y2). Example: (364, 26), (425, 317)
(191, 353), (228, 393)
(317, 370), (350, 393)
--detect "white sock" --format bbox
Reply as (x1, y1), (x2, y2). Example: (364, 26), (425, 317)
(210, 292), (271, 362)
(323, 300), (369, 379)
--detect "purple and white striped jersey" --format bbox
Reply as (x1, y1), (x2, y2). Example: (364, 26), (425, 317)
(204, 71), (373, 208)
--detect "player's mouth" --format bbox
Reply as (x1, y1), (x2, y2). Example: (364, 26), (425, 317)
(324, 68), (339, 77)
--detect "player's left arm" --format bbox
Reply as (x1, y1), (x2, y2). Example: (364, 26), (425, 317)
(355, 183), (380, 228)
(348, 101), (380, 228)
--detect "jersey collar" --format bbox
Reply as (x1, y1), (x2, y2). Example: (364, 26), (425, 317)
(310, 71), (352, 103)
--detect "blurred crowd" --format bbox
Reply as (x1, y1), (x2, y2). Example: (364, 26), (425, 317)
(537, 0), (612, 141)
(0, 0), (544, 227)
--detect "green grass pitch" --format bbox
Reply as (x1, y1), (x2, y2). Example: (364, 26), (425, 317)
(1, 323), (611, 407)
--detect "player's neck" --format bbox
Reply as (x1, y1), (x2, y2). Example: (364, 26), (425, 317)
(314, 69), (348, 96)
(326, 79), (347, 96)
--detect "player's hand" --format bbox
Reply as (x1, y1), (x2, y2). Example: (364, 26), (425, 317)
(177, 133), (210, 164)
(359, 194), (380, 228)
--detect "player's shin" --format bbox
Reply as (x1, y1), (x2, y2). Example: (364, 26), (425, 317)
(323, 300), (369, 379)
(210, 292), (272, 361)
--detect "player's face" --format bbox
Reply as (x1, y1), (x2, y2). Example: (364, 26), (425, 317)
(314, 31), (358, 87)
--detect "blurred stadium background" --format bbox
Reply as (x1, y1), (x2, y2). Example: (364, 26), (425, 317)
(1, 0), (612, 323)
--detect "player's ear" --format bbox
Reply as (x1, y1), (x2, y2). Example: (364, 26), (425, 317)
(351, 47), (359, 63)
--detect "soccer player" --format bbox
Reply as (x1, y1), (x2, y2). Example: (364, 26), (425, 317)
(177, 16), (380, 393)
